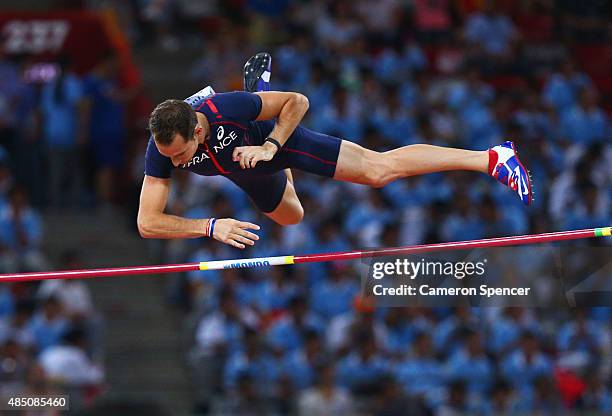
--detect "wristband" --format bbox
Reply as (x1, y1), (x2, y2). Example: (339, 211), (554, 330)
(209, 218), (217, 238)
(264, 137), (282, 152)
(206, 218), (216, 237)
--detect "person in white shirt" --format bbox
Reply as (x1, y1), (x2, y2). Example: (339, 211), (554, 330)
(298, 362), (355, 416)
(38, 327), (103, 387)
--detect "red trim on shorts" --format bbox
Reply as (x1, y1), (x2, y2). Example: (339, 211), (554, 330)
(282, 147), (337, 165)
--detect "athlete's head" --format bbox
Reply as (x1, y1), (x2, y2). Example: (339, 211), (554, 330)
(149, 99), (201, 166)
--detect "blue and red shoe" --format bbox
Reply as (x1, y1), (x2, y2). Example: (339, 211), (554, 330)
(244, 52), (272, 93)
(488, 141), (533, 205)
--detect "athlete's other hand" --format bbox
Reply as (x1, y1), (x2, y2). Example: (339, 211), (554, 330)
(212, 218), (260, 249)
(233, 143), (277, 169)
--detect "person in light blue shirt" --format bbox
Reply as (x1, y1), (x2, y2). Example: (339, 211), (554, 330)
(336, 332), (388, 393)
(373, 40), (427, 83)
(83, 51), (129, 206)
(254, 266), (299, 314)
(445, 329), (494, 395)
(27, 297), (69, 352)
(433, 306), (479, 356)
(543, 59), (592, 114)
(382, 308), (418, 358)
(501, 331), (552, 392)
(0, 186), (47, 272)
(282, 330), (324, 390)
(40, 56), (85, 207)
(309, 87), (363, 143)
(371, 86), (416, 145)
(224, 329), (281, 397)
(441, 194), (485, 242)
(563, 182), (610, 232)
(266, 295), (323, 352)
(306, 219), (351, 287)
(560, 88), (608, 146)
(0, 287), (14, 318)
(463, 3), (518, 57)
(557, 308), (608, 356)
(488, 307), (541, 358)
(511, 375), (565, 414)
(395, 332), (445, 398)
(310, 262), (359, 320)
(302, 62), (334, 114)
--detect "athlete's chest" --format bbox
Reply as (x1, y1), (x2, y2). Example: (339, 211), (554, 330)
(179, 121), (251, 175)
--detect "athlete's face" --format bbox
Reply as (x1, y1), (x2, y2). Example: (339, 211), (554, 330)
(156, 127), (202, 167)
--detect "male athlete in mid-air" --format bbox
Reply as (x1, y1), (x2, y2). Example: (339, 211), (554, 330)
(138, 53), (532, 249)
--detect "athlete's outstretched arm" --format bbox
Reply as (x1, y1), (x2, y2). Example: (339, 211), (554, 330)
(137, 175), (260, 248)
(233, 91), (309, 169)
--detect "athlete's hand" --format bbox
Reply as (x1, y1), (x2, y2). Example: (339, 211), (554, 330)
(233, 142), (278, 169)
(212, 218), (260, 249)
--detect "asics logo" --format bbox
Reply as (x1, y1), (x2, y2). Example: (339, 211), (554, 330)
(212, 126), (239, 153)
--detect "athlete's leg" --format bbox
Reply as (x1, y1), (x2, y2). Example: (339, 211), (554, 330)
(333, 140), (488, 187)
(264, 178), (304, 225)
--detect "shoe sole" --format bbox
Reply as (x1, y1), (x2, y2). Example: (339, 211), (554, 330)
(244, 52), (271, 92)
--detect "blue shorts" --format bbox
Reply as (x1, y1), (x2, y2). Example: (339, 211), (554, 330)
(228, 121), (342, 213)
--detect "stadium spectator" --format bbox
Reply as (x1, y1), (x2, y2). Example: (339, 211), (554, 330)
(310, 262), (359, 320)
(0, 300), (35, 350)
(0, 186), (47, 272)
(39, 55), (86, 208)
(281, 329), (324, 390)
(445, 328), (494, 395)
(0, 339), (29, 395)
(395, 332), (445, 402)
(38, 327), (104, 387)
(223, 328), (280, 396)
(297, 362), (355, 416)
(266, 295), (323, 353)
(27, 296), (69, 352)
(82, 51), (130, 209)
(560, 87), (608, 146)
(501, 331), (553, 392)
(194, 287), (258, 357)
(542, 59), (592, 114)
(336, 331), (388, 394)
(463, 0), (519, 71)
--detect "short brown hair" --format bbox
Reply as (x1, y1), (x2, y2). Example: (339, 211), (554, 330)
(148, 99), (197, 145)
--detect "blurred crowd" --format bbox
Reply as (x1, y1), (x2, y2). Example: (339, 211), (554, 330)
(1, 0), (612, 414)
(0, 251), (104, 410)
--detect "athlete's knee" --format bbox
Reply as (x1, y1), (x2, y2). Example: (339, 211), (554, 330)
(270, 203), (304, 226)
(282, 203), (304, 225)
